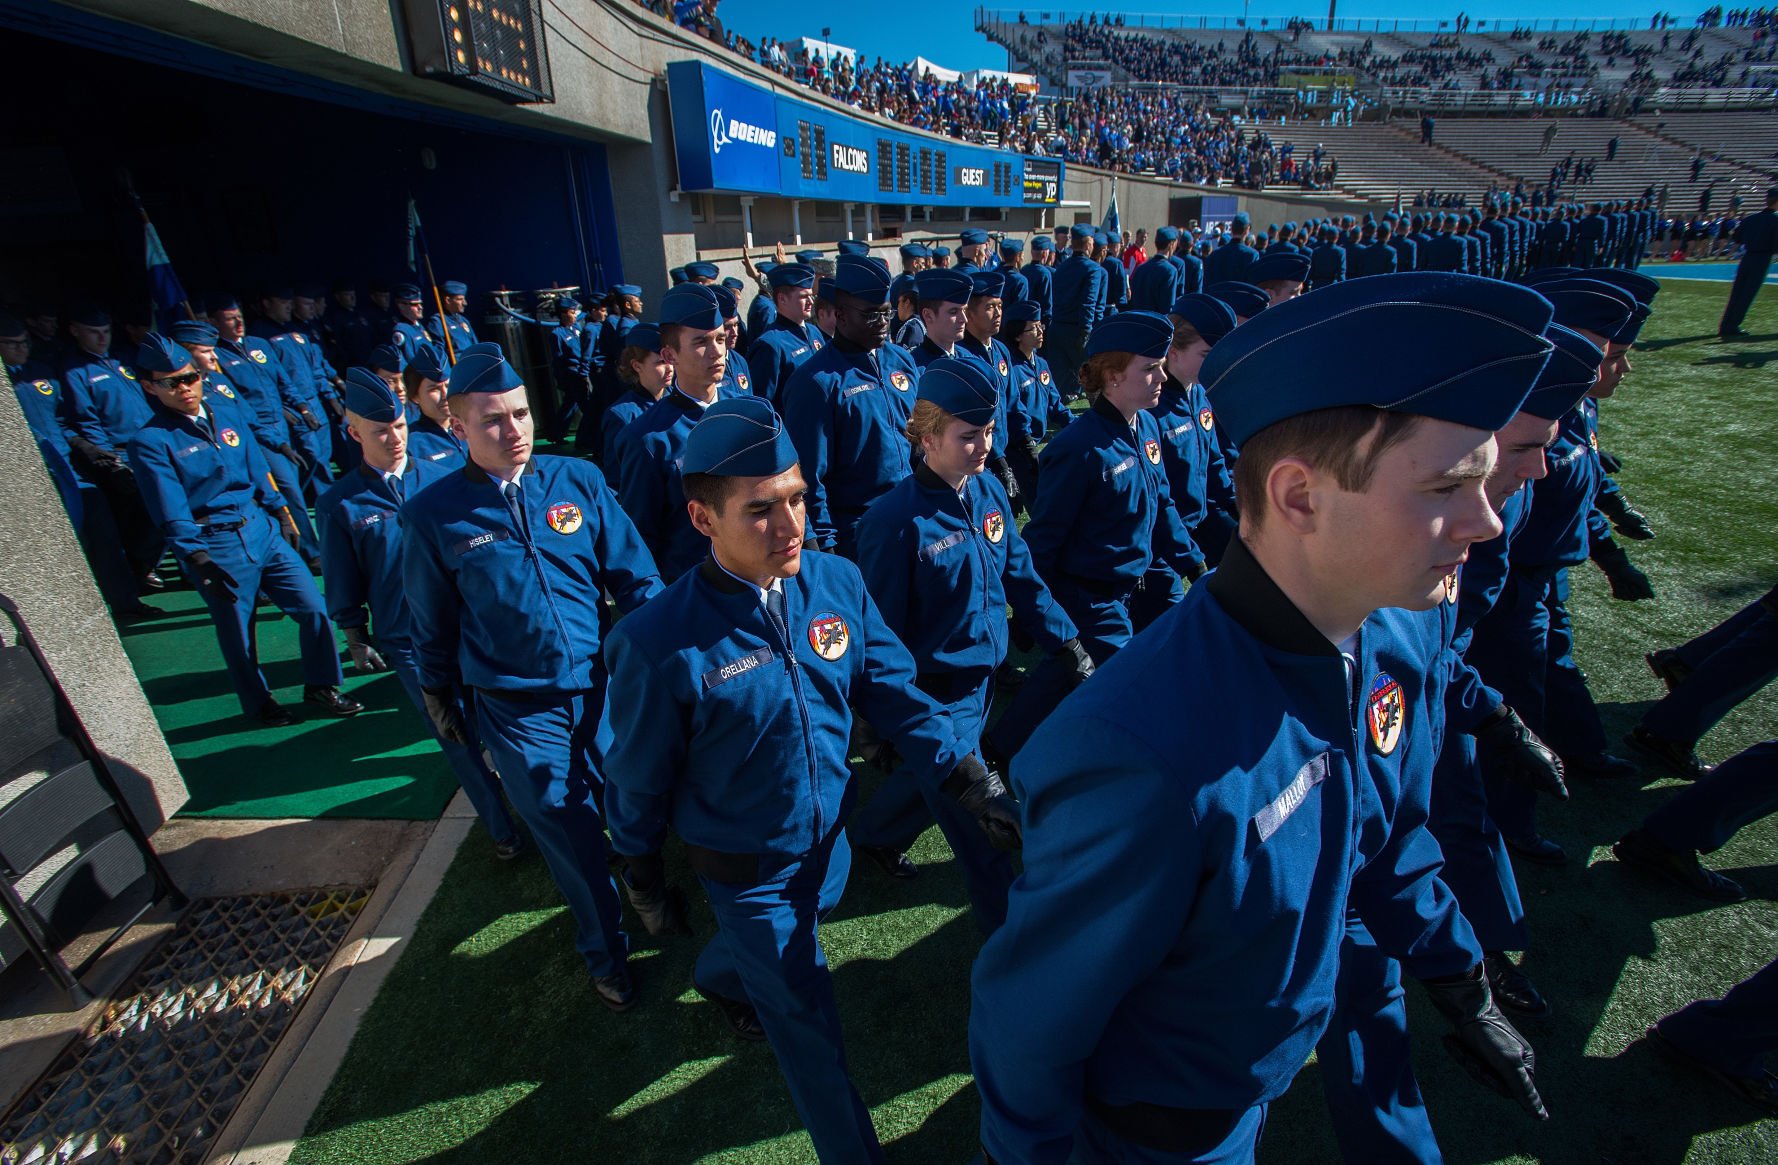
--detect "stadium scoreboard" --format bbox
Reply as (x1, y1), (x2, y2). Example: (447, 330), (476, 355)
(402, 0), (554, 103)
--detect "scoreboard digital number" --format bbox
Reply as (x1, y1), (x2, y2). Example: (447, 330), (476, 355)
(403, 0), (555, 104)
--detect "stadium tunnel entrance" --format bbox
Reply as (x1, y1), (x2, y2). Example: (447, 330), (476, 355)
(0, 12), (624, 317)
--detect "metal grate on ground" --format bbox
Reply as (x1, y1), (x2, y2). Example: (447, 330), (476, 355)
(0, 888), (369, 1165)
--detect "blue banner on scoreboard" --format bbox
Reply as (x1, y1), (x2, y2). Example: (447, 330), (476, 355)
(666, 60), (1062, 209)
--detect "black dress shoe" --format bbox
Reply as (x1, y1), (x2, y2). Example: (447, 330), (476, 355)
(1612, 829), (1747, 903)
(494, 835), (526, 861)
(593, 969), (638, 1013)
(1563, 752), (1640, 781)
(695, 982), (765, 1041)
(858, 844), (919, 880)
(1719, 328), (1751, 341)
(1645, 648), (1692, 693)
(1505, 833), (1568, 866)
(1484, 951), (1552, 1019)
(256, 699), (296, 728)
(1647, 1025), (1778, 1115)
(303, 685), (364, 717)
(1626, 726), (1709, 780)
(138, 570), (166, 591)
(115, 603), (164, 622)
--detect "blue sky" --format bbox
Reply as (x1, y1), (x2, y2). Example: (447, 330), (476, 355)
(710, 2), (1662, 73)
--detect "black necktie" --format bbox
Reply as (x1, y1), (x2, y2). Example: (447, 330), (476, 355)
(386, 472), (405, 504)
(764, 586), (790, 645)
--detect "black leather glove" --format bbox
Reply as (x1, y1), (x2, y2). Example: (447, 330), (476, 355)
(620, 853), (693, 936)
(420, 685), (470, 745)
(988, 455), (1020, 504)
(1422, 965), (1548, 1120)
(942, 754), (1022, 852)
(1595, 489), (1654, 540)
(1057, 637), (1095, 688)
(1473, 704), (1569, 800)
(1591, 537), (1655, 600)
(324, 396), (346, 421)
(343, 626), (390, 674)
(299, 408), (324, 432)
(271, 441), (302, 465)
(187, 551), (239, 604)
(69, 436), (123, 472)
(1598, 448), (1623, 475)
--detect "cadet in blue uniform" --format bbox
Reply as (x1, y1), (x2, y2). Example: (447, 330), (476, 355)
(1128, 227), (1182, 312)
(602, 396), (1017, 1163)
(249, 287), (337, 491)
(971, 273), (1552, 1165)
(425, 279), (478, 361)
(389, 284), (430, 364)
(1308, 224), (1348, 289)
(1022, 236), (1056, 330)
(781, 255), (922, 556)
(546, 295), (594, 444)
(1153, 293), (1239, 568)
(746, 264), (825, 407)
(1019, 312), (1203, 667)
(613, 285), (739, 580)
(316, 369), (520, 856)
(1003, 300), (1067, 503)
(709, 284), (753, 396)
(1719, 186), (1777, 339)
(1204, 282), (1269, 325)
(849, 359), (1089, 928)
(126, 334), (360, 725)
(400, 344), (465, 469)
(595, 283), (645, 408)
(403, 343), (663, 1010)
(597, 323), (671, 467)
(1248, 251), (1311, 308)
(954, 227), (992, 274)
(1048, 225), (1108, 403)
(1203, 212), (1260, 285)
(324, 281), (378, 369)
(954, 271), (1023, 507)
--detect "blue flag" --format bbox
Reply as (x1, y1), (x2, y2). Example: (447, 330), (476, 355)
(1101, 188), (1120, 242)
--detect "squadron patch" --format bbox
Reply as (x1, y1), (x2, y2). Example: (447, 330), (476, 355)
(1199, 407), (1215, 430)
(888, 370), (912, 392)
(250, 350), (268, 364)
(215, 384), (237, 399)
(1366, 673), (1405, 756)
(996, 359), (1009, 377)
(1443, 568), (1460, 605)
(1144, 438), (1162, 465)
(807, 611), (850, 661)
(120, 366), (137, 380)
(1038, 370), (1051, 385)
(546, 502), (584, 535)
(220, 428), (241, 447)
(982, 509), (1005, 543)
(32, 380), (52, 396)
(737, 373), (751, 391)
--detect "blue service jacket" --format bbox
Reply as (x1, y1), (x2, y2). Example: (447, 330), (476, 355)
(1420, 234), (1468, 273)
(600, 388), (655, 467)
(1172, 253), (1205, 296)
(316, 455), (453, 650)
(1444, 483), (1531, 735)
(781, 337), (920, 550)
(855, 463), (1076, 687)
(613, 389), (741, 581)
(407, 413), (466, 469)
(425, 312), (478, 360)
(402, 454), (663, 694)
(892, 314), (928, 351)
(10, 363), (80, 512)
(1359, 241), (1399, 277)
(1308, 243), (1347, 287)
(746, 293), (778, 345)
(1021, 262), (1054, 320)
(1050, 254), (1107, 329)
(1022, 397), (1200, 591)
(969, 540), (1481, 1163)
(1204, 241), (1260, 286)
(1387, 235), (1419, 273)
(602, 551), (970, 860)
(1126, 256), (1180, 313)
(1008, 354), (1070, 447)
(60, 351), (152, 452)
(126, 400), (287, 564)
(1100, 258), (1129, 312)
(955, 335), (1017, 453)
(1513, 402), (1600, 569)
(550, 323), (591, 382)
(391, 320), (430, 364)
(323, 303), (378, 368)
(248, 321), (335, 420)
(1148, 378), (1237, 546)
(747, 317), (827, 407)
(214, 337), (300, 451)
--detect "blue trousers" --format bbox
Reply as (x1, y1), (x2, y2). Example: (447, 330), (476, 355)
(847, 676), (1014, 932)
(1644, 740), (1778, 854)
(294, 421), (335, 494)
(261, 445), (321, 561)
(695, 831), (885, 1164)
(392, 659), (517, 846)
(1658, 955), (1778, 1078)
(1050, 578), (1136, 665)
(985, 579), (1131, 765)
(1539, 569), (1608, 761)
(1428, 731), (1528, 952)
(1127, 567), (1184, 635)
(188, 517), (342, 714)
(1049, 325), (1089, 400)
(473, 686), (629, 977)
(1316, 924), (1443, 1164)
(1642, 588), (1778, 748)
(1066, 1103), (1268, 1164)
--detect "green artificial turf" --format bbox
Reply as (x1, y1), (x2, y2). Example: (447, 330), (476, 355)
(118, 583), (459, 819)
(290, 279), (1778, 1163)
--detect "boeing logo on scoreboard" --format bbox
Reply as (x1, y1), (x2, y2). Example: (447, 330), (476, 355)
(668, 61), (782, 193)
(710, 108), (777, 154)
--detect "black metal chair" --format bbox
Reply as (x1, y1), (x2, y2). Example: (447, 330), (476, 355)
(0, 594), (186, 1005)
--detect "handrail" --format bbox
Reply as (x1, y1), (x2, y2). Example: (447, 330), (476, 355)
(977, 8), (1746, 35)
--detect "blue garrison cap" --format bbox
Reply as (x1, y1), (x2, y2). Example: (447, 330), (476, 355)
(722, 276), (745, 292)
(409, 343), (450, 382)
(1205, 281), (1271, 321)
(1248, 251), (1311, 286)
(682, 396), (798, 477)
(1087, 310), (1173, 359)
(557, 295), (580, 312)
(1201, 272), (1555, 447)
(710, 283), (739, 320)
(368, 344), (405, 373)
(825, 255), (893, 304)
(915, 268), (973, 304)
(1582, 267), (1660, 307)
(1000, 238), (1026, 255)
(169, 319), (219, 346)
(614, 284), (643, 298)
(1521, 267), (1582, 286)
(659, 284), (724, 331)
(1005, 299), (1042, 324)
(392, 283), (422, 302)
(768, 263), (817, 290)
(1520, 324), (1603, 421)
(1156, 226), (1181, 243)
(1232, 212), (1251, 227)
(133, 333), (191, 376)
(1070, 224), (1095, 241)
(625, 323), (662, 352)
(442, 280), (468, 296)
(917, 356), (999, 425)
(960, 228), (990, 246)
(1031, 236), (1054, 252)
(1168, 293), (1238, 346)
(933, 245), (952, 258)
(1537, 279), (1637, 344)
(686, 262), (720, 281)
(342, 367), (403, 422)
(970, 271), (1006, 299)
(262, 285), (295, 301)
(68, 305), (110, 328)
(669, 267), (688, 285)
(757, 261), (777, 275)
(899, 243), (932, 261)
(795, 249), (823, 265)
(837, 240), (871, 256)
(448, 341), (525, 396)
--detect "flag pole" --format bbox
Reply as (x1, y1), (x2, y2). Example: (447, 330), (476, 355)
(408, 196), (457, 363)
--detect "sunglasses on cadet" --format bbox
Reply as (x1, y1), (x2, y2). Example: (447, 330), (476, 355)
(152, 372), (203, 388)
